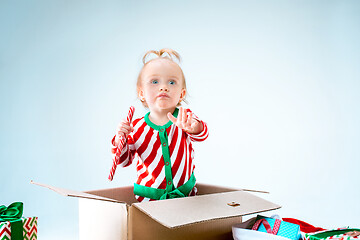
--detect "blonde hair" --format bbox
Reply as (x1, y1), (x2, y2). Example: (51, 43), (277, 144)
(137, 48), (187, 108)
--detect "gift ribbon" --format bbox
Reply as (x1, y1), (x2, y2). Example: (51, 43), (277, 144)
(252, 218), (281, 235)
(0, 202), (24, 240)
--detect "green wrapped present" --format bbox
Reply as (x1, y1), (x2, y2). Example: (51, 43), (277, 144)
(305, 228), (360, 240)
(0, 202), (37, 240)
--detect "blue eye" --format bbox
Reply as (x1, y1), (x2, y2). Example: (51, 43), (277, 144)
(151, 80), (158, 84)
(169, 80), (175, 85)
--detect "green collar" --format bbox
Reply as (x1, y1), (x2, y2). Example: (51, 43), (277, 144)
(144, 108), (179, 131)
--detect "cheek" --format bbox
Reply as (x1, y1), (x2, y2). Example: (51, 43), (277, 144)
(142, 86), (157, 98)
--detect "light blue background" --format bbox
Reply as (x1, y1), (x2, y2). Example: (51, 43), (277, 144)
(1, 1), (359, 239)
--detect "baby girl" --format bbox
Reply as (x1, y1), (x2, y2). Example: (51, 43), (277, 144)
(111, 49), (208, 202)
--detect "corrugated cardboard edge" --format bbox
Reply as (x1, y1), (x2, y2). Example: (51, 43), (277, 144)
(131, 204), (247, 230)
(132, 205), (281, 229)
(30, 180), (124, 203)
(132, 190), (281, 229)
(196, 182), (270, 195)
(127, 205), (131, 240)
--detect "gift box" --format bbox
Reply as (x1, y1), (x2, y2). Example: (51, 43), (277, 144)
(232, 217), (291, 240)
(0, 202), (37, 240)
(252, 215), (301, 240)
(304, 228), (360, 240)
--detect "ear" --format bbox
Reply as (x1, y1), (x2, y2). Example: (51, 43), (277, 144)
(138, 88), (145, 101)
(180, 88), (186, 101)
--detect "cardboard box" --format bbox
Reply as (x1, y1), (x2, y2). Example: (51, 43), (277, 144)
(31, 181), (280, 240)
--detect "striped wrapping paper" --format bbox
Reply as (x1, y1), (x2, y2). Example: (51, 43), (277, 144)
(305, 228), (360, 240)
(0, 217), (37, 240)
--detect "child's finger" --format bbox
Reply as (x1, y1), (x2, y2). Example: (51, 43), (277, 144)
(167, 112), (177, 123)
(118, 120), (128, 129)
(179, 113), (186, 131)
(187, 112), (193, 130)
(122, 124), (132, 132)
(181, 108), (188, 129)
(117, 120), (132, 137)
(183, 108), (188, 123)
(178, 107), (184, 124)
(117, 122), (128, 131)
(182, 108), (188, 125)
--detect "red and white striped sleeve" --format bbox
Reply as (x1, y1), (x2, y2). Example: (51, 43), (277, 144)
(188, 120), (209, 142)
(186, 110), (209, 142)
(111, 134), (136, 167)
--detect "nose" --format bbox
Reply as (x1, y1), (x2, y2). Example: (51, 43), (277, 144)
(159, 84), (168, 92)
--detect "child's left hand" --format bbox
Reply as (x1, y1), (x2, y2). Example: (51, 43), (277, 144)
(167, 107), (203, 134)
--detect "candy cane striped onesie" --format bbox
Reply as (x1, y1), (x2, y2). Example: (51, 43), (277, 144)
(111, 109), (208, 202)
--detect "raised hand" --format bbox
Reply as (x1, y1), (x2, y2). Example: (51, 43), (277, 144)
(167, 107), (203, 134)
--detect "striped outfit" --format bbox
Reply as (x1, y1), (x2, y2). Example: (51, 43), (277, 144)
(111, 108), (208, 202)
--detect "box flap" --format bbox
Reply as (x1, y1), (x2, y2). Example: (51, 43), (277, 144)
(133, 190), (281, 229)
(85, 186), (138, 204)
(31, 181), (123, 203)
(196, 182), (269, 195)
